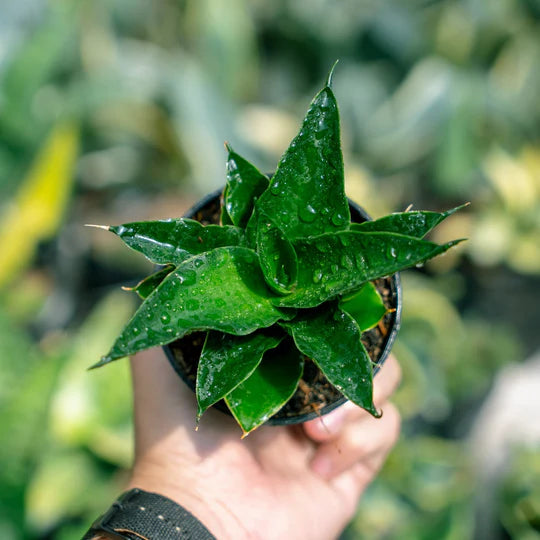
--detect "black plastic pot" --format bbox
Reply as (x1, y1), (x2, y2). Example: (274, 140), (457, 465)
(163, 187), (402, 425)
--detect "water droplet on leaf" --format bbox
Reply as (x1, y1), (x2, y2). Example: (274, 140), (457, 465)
(332, 212), (347, 227)
(312, 270), (323, 283)
(179, 270), (197, 286)
(299, 204), (317, 223)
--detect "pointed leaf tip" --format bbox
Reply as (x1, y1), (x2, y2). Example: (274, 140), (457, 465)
(85, 224), (110, 231)
(224, 141), (233, 153)
(88, 356), (113, 370)
(445, 202), (471, 217)
(326, 60), (339, 87)
(449, 238), (467, 247)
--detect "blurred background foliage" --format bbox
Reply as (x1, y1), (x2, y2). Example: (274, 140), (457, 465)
(0, 0), (539, 538)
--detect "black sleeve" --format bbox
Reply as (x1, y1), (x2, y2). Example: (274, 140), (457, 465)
(82, 488), (216, 540)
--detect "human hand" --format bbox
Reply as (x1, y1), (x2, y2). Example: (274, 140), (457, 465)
(127, 347), (401, 540)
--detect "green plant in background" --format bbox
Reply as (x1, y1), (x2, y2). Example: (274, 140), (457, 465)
(91, 69), (464, 435)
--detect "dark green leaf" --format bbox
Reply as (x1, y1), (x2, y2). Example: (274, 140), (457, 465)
(255, 209), (298, 294)
(222, 144), (269, 228)
(92, 247), (294, 367)
(276, 231), (464, 308)
(220, 185), (234, 225)
(107, 219), (245, 265)
(254, 84), (349, 240)
(196, 328), (284, 419)
(350, 204), (468, 238)
(225, 341), (304, 435)
(124, 265), (175, 300)
(340, 282), (387, 331)
(284, 305), (378, 416)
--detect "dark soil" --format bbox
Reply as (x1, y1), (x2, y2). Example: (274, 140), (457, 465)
(166, 190), (399, 422)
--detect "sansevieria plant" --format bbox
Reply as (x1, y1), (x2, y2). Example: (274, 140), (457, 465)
(89, 66), (465, 435)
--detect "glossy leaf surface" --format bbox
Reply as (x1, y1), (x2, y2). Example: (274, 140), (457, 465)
(256, 209), (298, 294)
(225, 341), (304, 435)
(254, 84), (349, 241)
(350, 205), (467, 238)
(108, 219), (244, 265)
(277, 232), (464, 308)
(285, 305), (378, 416)
(125, 265), (175, 300)
(222, 144), (269, 228)
(196, 329), (284, 418)
(340, 282), (387, 331)
(220, 185), (234, 226)
(93, 247), (293, 367)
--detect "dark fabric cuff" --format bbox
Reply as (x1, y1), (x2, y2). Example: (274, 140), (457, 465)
(82, 488), (216, 540)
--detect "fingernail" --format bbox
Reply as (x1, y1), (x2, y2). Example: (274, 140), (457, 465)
(311, 456), (333, 479)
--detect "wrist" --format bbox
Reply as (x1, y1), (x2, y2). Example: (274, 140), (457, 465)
(128, 463), (248, 540)
(85, 488), (219, 540)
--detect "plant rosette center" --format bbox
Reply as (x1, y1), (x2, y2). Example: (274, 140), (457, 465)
(90, 65), (465, 436)
(164, 192), (401, 428)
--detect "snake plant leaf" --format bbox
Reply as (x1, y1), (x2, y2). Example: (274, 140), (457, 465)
(92, 247), (294, 368)
(220, 185), (234, 226)
(222, 143), (270, 228)
(340, 282), (387, 331)
(105, 219), (245, 265)
(196, 329), (284, 419)
(253, 83), (349, 241)
(123, 265), (175, 300)
(255, 209), (298, 295)
(284, 305), (379, 416)
(350, 204), (468, 238)
(276, 232), (465, 308)
(225, 340), (304, 436)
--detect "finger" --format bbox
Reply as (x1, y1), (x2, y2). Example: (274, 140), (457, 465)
(303, 355), (401, 442)
(373, 354), (402, 406)
(329, 452), (390, 519)
(303, 401), (359, 442)
(310, 402), (401, 480)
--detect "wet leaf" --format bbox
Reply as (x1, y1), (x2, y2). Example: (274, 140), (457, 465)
(196, 328), (284, 419)
(222, 144), (269, 228)
(351, 204), (468, 238)
(124, 265), (175, 300)
(225, 340), (304, 435)
(105, 219), (245, 265)
(340, 282), (387, 331)
(276, 232), (464, 308)
(284, 305), (378, 416)
(254, 83), (349, 240)
(93, 247), (294, 367)
(255, 209), (298, 294)
(220, 185), (234, 225)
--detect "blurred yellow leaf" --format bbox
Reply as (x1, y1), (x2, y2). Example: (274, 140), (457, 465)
(0, 122), (79, 288)
(483, 148), (538, 212)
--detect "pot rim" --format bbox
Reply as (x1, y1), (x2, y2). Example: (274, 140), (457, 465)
(163, 187), (402, 425)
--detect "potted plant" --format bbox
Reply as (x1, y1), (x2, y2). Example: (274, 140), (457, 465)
(89, 66), (464, 436)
